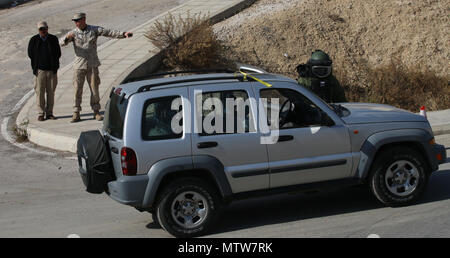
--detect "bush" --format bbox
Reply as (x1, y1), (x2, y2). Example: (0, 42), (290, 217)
(335, 58), (450, 112)
(145, 12), (227, 70)
(13, 119), (29, 143)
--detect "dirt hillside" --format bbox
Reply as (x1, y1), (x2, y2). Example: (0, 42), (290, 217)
(213, 0), (449, 110)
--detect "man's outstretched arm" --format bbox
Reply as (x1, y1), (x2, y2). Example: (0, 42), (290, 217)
(96, 26), (132, 39)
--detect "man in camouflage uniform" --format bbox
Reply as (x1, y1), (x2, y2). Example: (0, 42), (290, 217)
(297, 50), (347, 103)
(60, 12), (133, 122)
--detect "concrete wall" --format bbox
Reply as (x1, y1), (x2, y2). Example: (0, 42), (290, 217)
(0, 0), (15, 6)
(0, 0), (30, 8)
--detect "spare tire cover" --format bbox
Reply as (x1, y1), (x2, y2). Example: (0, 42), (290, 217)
(77, 130), (114, 194)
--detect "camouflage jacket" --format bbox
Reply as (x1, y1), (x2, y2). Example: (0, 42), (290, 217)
(60, 25), (125, 69)
(297, 75), (347, 103)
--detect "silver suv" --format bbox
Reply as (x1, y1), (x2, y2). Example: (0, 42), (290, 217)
(77, 69), (446, 237)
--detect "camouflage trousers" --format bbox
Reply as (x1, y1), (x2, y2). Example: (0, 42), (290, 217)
(35, 70), (57, 116)
(73, 67), (101, 113)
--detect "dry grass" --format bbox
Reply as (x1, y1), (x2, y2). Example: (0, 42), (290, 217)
(13, 119), (29, 143)
(145, 12), (228, 70)
(335, 58), (450, 112)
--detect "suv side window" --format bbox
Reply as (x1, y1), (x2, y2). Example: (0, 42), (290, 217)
(260, 88), (334, 130)
(196, 90), (253, 135)
(142, 96), (182, 141)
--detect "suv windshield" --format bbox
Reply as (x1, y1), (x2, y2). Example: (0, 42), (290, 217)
(304, 87), (349, 118)
(103, 93), (128, 139)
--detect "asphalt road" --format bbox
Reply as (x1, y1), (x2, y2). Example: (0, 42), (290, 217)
(1, 0), (450, 238)
(0, 126), (448, 238)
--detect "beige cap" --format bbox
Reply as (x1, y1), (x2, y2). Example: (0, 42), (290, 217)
(72, 12), (86, 21)
(37, 21), (48, 29)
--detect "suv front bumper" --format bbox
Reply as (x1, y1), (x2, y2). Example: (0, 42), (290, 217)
(434, 144), (447, 165)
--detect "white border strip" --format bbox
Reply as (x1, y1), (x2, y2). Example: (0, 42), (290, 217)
(1, 116), (56, 156)
(11, 89), (34, 113)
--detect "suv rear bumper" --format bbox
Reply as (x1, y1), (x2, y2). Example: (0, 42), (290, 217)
(107, 175), (148, 207)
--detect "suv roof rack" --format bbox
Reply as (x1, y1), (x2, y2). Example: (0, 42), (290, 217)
(236, 63), (267, 74)
(122, 66), (271, 93)
(123, 64), (268, 84)
(123, 69), (235, 84)
(136, 73), (247, 93)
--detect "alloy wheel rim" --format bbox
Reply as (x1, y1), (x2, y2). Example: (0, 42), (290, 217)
(171, 191), (209, 229)
(385, 160), (420, 197)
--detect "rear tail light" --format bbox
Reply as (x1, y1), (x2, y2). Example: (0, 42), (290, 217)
(121, 147), (137, 176)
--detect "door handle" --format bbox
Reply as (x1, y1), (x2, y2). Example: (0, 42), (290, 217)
(111, 147), (119, 154)
(278, 135), (294, 142)
(197, 142), (218, 149)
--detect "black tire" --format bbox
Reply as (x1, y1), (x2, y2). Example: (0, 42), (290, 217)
(369, 146), (430, 207)
(156, 177), (221, 237)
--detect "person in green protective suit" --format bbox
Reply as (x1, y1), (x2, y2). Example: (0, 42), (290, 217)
(296, 50), (347, 103)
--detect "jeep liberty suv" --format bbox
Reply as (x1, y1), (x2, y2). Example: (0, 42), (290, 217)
(77, 69), (447, 237)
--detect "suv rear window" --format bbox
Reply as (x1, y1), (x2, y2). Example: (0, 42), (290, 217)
(142, 96), (183, 141)
(103, 93), (128, 139)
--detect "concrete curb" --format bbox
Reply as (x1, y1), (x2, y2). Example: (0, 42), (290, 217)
(432, 124), (450, 137)
(16, 0), (257, 153)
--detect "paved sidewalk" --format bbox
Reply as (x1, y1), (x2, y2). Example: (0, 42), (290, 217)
(426, 109), (450, 136)
(16, 0), (256, 153)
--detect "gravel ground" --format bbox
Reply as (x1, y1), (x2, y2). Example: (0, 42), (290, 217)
(214, 0), (298, 36)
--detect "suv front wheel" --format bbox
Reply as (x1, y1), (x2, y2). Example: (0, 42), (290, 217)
(156, 177), (221, 237)
(369, 146), (430, 207)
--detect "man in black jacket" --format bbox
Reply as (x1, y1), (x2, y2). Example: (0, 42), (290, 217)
(27, 21), (61, 121)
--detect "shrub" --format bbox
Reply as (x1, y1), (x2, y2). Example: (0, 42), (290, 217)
(13, 119), (29, 143)
(335, 58), (450, 112)
(145, 12), (227, 70)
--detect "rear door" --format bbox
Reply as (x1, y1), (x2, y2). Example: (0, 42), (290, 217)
(190, 83), (270, 193)
(103, 92), (128, 179)
(124, 87), (191, 175)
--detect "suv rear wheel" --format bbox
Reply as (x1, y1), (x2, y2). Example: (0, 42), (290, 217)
(156, 177), (221, 237)
(369, 146), (430, 207)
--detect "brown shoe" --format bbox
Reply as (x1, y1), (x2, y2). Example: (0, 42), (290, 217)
(38, 115), (45, 121)
(70, 112), (81, 123)
(46, 115), (57, 120)
(94, 112), (103, 121)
